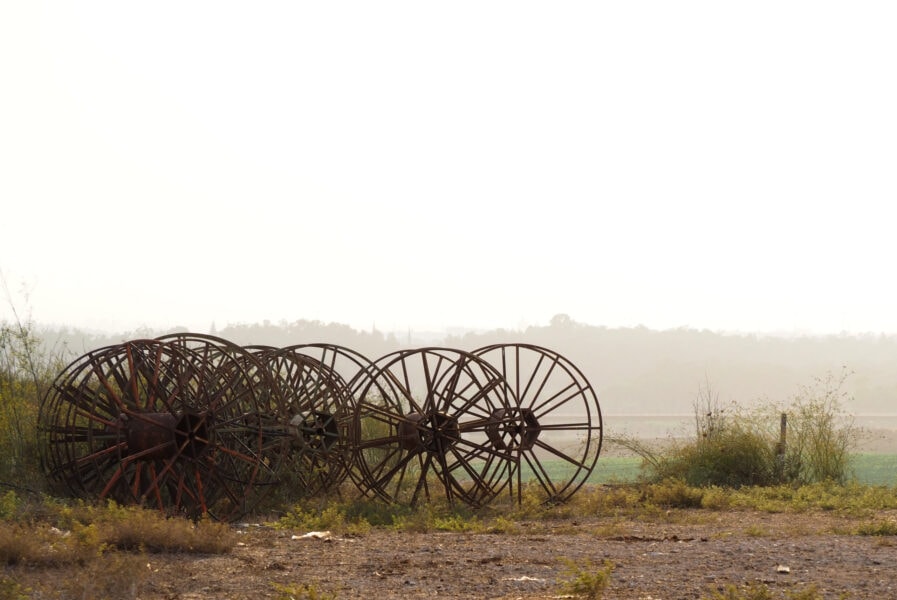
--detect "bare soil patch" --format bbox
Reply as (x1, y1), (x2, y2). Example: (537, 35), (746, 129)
(9, 507), (897, 599)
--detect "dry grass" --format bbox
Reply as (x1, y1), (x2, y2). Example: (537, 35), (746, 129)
(0, 499), (237, 599)
(99, 505), (236, 553)
(1, 512), (235, 564)
(1, 478), (896, 598)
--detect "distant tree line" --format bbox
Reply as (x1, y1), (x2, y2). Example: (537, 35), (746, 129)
(37, 314), (897, 415)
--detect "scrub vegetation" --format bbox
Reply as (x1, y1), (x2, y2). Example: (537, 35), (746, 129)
(0, 303), (58, 490)
(609, 371), (859, 488)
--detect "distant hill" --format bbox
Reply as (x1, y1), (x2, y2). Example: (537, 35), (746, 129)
(447, 318), (897, 416)
(38, 315), (897, 417)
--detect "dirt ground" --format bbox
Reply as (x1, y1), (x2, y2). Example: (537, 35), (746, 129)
(11, 506), (894, 600)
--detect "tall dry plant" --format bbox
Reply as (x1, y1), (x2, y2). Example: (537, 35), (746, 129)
(781, 368), (857, 484)
(0, 277), (66, 490)
(610, 371), (859, 488)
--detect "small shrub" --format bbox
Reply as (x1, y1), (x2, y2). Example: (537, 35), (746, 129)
(783, 587), (825, 600)
(502, 482), (555, 519)
(700, 486), (732, 510)
(0, 311), (59, 488)
(486, 515), (520, 534)
(703, 583), (775, 599)
(276, 500), (375, 535)
(783, 369), (858, 485)
(857, 519), (897, 536)
(685, 426), (776, 487)
(0, 491), (19, 520)
(744, 524), (769, 537)
(391, 503), (438, 533)
(433, 513), (484, 532)
(557, 558), (614, 599)
(0, 577), (29, 600)
(271, 581), (337, 600)
(643, 479), (704, 508)
(340, 498), (405, 528)
(628, 372), (860, 489)
(583, 484), (640, 511)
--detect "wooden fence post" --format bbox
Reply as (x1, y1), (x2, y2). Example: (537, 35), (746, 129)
(776, 412), (787, 480)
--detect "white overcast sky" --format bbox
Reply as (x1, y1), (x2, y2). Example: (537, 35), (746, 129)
(1, 1), (896, 336)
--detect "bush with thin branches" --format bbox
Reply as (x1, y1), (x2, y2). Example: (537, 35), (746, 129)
(610, 371), (859, 487)
(0, 278), (71, 491)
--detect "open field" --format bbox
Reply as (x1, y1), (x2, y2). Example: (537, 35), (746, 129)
(603, 416), (897, 449)
(592, 426), (897, 485)
(592, 453), (897, 486)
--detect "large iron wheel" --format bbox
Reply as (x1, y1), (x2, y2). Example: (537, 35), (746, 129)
(250, 345), (356, 497)
(473, 343), (602, 504)
(283, 343), (379, 398)
(156, 333), (294, 511)
(351, 348), (518, 507)
(39, 338), (285, 521)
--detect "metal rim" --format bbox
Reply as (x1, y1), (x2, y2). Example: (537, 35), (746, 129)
(39, 338), (286, 520)
(473, 343), (603, 504)
(351, 347), (518, 507)
(251, 345), (355, 497)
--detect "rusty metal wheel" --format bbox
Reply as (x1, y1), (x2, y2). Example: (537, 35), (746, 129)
(155, 333), (294, 507)
(473, 344), (602, 504)
(249, 345), (356, 497)
(39, 337), (287, 521)
(283, 344), (379, 396)
(351, 348), (518, 507)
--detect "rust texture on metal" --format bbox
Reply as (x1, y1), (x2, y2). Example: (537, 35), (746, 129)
(38, 336), (602, 520)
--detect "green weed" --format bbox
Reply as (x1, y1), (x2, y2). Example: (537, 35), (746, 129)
(271, 581), (337, 600)
(485, 515), (520, 534)
(703, 583), (774, 599)
(433, 513), (484, 532)
(0, 491), (18, 520)
(744, 524), (769, 537)
(275, 500), (373, 535)
(857, 519), (897, 536)
(1, 307), (62, 490)
(642, 478), (705, 508)
(702, 583), (827, 599)
(557, 558), (614, 599)
(0, 577), (30, 600)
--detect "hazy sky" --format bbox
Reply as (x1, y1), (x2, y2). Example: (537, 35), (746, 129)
(2, 2), (895, 336)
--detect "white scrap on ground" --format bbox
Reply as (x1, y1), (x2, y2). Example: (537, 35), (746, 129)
(292, 530), (333, 541)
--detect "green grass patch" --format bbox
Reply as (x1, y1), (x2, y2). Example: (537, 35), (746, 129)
(849, 454), (897, 486)
(557, 558), (614, 599)
(702, 583), (824, 599)
(591, 456), (644, 483)
(271, 581), (337, 600)
(857, 519), (897, 536)
(522, 454), (897, 487)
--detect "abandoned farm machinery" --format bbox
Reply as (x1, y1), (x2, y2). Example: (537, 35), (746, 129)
(37, 334), (603, 521)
